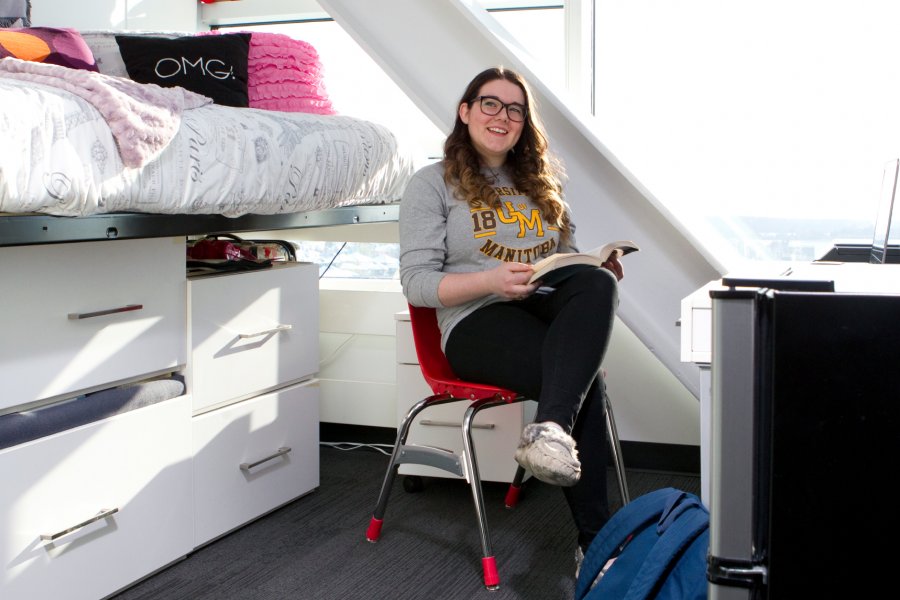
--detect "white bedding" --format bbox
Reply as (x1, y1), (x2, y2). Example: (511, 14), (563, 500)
(0, 73), (415, 218)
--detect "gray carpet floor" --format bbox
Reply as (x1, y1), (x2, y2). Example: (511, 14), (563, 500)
(110, 445), (700, 600)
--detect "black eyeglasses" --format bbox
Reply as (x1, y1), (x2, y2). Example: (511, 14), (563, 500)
(470, 95), (527, 122)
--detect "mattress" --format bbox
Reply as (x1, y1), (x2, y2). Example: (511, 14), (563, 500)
(0, 68), (415, 218)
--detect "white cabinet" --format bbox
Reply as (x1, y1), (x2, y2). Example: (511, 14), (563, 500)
(187, 262), (320, 413)
(0, 237), (190, 600)
(0, 395), (193, 600)
(187, 262), (321, 548)
(0, 237), (186, 413)
(0, 238), (324, 598)
(394, 311), (534, 483)
(192, 380), (319, 545)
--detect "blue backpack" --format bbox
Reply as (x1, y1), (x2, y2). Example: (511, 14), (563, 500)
(575, 487), (709, 600)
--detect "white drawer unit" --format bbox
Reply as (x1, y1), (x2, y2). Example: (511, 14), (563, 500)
(394, 312), (534, 483)
(0, 237), (186, 412)
(0, 395), (193, 600)
(0, 238), (325, 597)
(187, 262), (320, 413)
(192, 380), (320, 546)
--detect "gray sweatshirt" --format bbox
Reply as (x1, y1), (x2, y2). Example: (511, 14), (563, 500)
(399, 161), (577, 350)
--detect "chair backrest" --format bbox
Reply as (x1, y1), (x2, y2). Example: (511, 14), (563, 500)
(407, 304), (518, 402)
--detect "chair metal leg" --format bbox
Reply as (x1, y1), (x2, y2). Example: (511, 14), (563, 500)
(604, 394), (630, 505)
(504, 465), (527, 508)
(366, 392), (456, 542)
(461, 394), (509, 591)
(368, 390), (525, 590)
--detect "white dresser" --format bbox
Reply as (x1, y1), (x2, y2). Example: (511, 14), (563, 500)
(0, 237), (192, 600)
(394, 310), (534, 483)
(187, 262), (320, 547)
(0, 240), (321, 600)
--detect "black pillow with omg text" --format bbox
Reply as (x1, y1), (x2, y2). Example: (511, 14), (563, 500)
(115, 33), (250, 107)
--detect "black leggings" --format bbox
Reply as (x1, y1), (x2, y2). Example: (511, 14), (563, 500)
(444, 267), (619, 549)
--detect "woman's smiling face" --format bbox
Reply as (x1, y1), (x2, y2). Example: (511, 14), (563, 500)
(459, 78), (526, 168)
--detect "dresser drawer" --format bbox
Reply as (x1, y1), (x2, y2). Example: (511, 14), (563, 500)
(0, 237), (186, 412)
(192, 380), (319, 547)
(397, 364), (533, 482)
(187, 262), (319, 413)
(0, 395), (193, 600)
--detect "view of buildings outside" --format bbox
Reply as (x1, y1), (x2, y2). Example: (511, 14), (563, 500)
(292, 241), (400, 280)
(591, 1), (900, 265)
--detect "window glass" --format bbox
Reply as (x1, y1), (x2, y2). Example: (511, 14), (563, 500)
(487, 6), (566, 90)
(593, 0), (900, 265)
(293, 241), (400, 280)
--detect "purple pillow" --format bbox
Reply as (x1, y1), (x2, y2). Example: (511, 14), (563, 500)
(0, 26), (98, 71)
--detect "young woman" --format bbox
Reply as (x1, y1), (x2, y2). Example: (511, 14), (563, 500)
(398, 66), (623, 566)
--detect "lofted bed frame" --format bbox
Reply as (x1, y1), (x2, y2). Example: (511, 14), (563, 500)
(0, 203), (400, 247)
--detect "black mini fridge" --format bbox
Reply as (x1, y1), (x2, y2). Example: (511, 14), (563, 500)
(707, 286), (900, 599)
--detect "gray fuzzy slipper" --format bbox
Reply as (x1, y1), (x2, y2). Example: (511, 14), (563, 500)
(514, 422), (581, 487)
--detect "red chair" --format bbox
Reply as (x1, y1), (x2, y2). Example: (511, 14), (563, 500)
(365, 304), (629, 590)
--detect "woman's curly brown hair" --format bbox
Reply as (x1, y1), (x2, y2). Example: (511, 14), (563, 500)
(443, 66), (571, 242)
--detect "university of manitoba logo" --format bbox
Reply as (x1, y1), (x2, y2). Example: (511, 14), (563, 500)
(153, 56), (235, 80)
(473, 201), (548, 239)
(475, 201), (558, 263)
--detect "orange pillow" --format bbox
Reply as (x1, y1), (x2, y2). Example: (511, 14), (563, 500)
(0, 27), (97, 71)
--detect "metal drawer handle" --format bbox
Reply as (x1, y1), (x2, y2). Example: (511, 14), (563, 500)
(240, 446), (292, 471)
(419, 419), (495, 430)
(238, 324), (292, 339)
(68, 304), (143, 320)
(41, 507), (120, 542)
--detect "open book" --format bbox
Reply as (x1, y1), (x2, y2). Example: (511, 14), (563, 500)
(528, 240), (639, 286)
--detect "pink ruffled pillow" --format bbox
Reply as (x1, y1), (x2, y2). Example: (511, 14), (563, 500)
(247, 32), (335, 115)
(202, 31), (335, 114)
